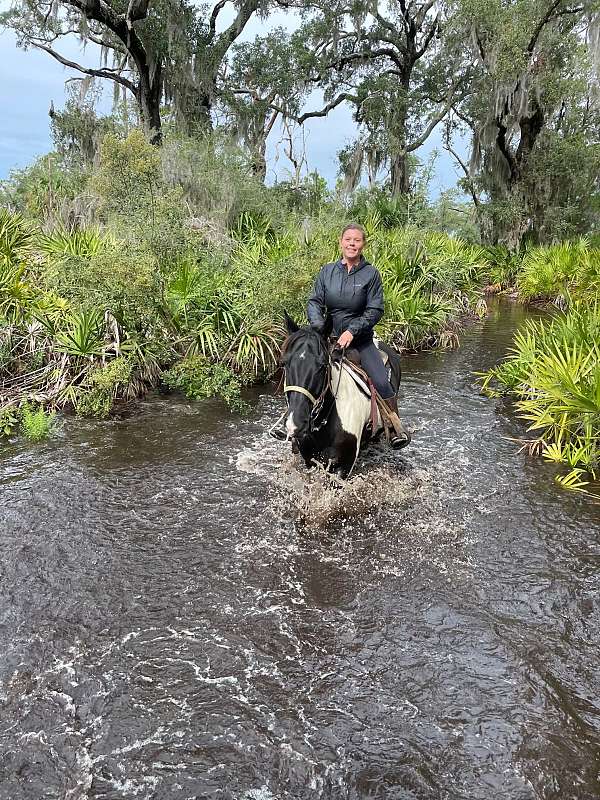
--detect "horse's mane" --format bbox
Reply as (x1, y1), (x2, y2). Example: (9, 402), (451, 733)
(280, 327), (327, 364)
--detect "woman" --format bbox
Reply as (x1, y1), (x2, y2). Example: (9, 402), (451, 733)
(272, 223), (410, 448)
(306, 223), (410, 449)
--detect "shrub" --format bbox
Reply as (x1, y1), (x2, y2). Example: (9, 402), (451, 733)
(75, 357), (133, 418)
(162, 356), (246, 411)
(93, 130), (188, 261)
(479, 301), (600, 489)
(0, 406), (19, 437)
(517, 238), (599, 302)
(20, 404), (55, 441)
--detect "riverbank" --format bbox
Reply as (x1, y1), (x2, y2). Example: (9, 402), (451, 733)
(479, 240), (600, 491)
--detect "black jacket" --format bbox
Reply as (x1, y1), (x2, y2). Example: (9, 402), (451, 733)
(306, 257), (384, 344)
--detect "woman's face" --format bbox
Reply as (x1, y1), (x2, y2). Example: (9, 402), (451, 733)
(340, 228), (365, 262)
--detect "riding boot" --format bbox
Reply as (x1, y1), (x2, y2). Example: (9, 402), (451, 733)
(382, 396), (411, 449)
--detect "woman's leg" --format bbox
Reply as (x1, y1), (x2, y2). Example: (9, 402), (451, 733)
(355, 340), (410, 449)
(355, 340), (395, 398)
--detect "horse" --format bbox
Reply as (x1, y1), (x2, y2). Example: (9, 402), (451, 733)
(278, 312), (402, 478)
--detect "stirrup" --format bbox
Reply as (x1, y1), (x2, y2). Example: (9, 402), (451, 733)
(389, 431), (411, 450)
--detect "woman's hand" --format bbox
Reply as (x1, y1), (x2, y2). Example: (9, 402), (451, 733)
(337, 330), (354, 349)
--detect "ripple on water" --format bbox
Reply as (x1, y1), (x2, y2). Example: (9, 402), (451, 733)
(1, 305), (600, 799)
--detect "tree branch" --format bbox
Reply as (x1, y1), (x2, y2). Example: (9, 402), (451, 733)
(328, 47), (404, 71)
(415, 0), (438, 30)
(527, 0), (562, 53)
(125, 0), (150, 24)
(33, 42), (137, 94)
(407, 79), (469, 152)
(209, 0), (229, 40)
(444, 135), (481, 209)
(415, 14), (439, 59)
(215, 0), (259, 56)
(296, 92), (357, 124)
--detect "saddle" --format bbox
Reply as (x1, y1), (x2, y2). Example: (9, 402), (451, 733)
(329, 339), (402, 440)
(329, 337), (400, 397)
(343, 338), (389, 369)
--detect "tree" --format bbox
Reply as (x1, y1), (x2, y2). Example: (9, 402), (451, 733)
(1, 0), (264, 145)
(219, 28), (309, 180)
(295, 0), (470, 195)
(447, 0), (598, 248)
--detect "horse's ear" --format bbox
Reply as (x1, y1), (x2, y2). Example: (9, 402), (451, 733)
(284, 310), (299, 334)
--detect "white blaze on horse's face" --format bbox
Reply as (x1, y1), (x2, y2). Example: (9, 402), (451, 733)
(298, 350), (306, 359)
(285, 411), (298, 437)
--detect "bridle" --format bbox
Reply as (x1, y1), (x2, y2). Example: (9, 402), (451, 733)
(283, 346), (345, 435)
(283, 383), (319, 406)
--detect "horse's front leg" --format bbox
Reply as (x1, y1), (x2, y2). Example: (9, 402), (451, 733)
(295, 436), (316, 470)
(325, 430), (359, 480)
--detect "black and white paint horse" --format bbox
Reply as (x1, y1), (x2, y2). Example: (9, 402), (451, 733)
(280, 313), (401, 478)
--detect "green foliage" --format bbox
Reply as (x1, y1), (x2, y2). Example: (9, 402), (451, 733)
(163, 356), (246, 411)
(482, 245), (522, 289)
(480, 301), (600, 485)
(347, 187), (433, 230)
(0, 153), (87, 223)
(93, 130), (187, 259)
(39, 227), (108, 260)
(75, 357), (133, 418)
(365, 225), (487, 349)
(517, 238), (600, 302)
(50, 92), (120, 169)
(56, 309), (105, 359)
(0, 406), (19, 437)
(0, 207), (35, 262)
(161, 130), (285, 231)
(20, 403), (54, 441)
(271, 173), (330, 216)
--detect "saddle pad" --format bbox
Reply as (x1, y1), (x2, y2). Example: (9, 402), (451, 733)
(339, 361), (371, 396)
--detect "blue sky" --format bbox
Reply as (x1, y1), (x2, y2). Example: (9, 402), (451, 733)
(0, 12), (462, 194)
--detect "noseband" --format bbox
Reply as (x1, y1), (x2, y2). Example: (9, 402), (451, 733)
(283, 383), (318, 405)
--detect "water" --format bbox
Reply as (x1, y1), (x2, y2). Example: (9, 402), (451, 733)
(1, 301), (599, 800)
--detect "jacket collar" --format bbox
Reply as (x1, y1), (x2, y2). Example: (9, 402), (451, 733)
(338, 255), (367, 274)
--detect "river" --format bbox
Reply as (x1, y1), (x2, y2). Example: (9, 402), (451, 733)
(1, 301), (599, 800)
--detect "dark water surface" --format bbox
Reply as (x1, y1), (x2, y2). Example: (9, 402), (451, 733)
(1, 302), (599, 800)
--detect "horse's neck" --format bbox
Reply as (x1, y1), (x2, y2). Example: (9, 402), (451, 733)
(331, 363), (365, 405)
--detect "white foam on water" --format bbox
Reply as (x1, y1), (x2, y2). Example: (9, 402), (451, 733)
(241, 786), (279, 800)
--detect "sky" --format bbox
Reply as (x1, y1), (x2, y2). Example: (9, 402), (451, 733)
(0, 9), (463, 195)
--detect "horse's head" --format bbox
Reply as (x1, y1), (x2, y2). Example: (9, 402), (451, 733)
(280, 312), (328, 441)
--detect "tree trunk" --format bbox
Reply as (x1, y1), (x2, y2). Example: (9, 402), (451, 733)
(251, 139), (267, 181)
(138, 71), (162, 145)
(390, 151), (410, 196)
(492, 184), (531, 251)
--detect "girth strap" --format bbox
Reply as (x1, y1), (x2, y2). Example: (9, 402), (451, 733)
(284, 384), (318, 405)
